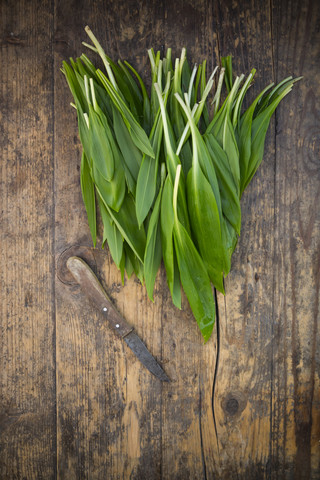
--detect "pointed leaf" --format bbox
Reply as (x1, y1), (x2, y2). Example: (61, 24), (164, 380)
(97, 194), (123, 266)
(160, 175), (181, 309)
(187, 162), (225, 293)
(173, 166), (215, 342)
(80, 151), (96, 246)
(144, 186), (163, 301)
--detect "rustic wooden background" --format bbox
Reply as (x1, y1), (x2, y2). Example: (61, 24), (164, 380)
(0, 0), (319, 478)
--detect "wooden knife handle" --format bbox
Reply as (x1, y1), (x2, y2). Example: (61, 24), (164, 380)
(66, 256), (133, 338)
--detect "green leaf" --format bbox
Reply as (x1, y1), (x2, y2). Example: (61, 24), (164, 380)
(212, 67), (225, 116)
(125, 243), (144, 283)
(93, 163), (125, 212)
(180, 49), (191, 93)
(232, 69), (256, 128)
(97, 69), (155, 158)
(136, 155), (158, 227)
(160, 175), (181, 309)
(97, 194), (123, 267)
(221, 216), (237, 275)
(169, 57), (193, 174)
(174, 93), (222, 219)
(76, 104), (92, 163)
(124, 60), (151, 134)
(136, 111), (163, 227)
(237, 83), (274, 194)
(112, 106), (142, 183)
(90, 107), (126, 212)
(220, 114), (240, 191)
(80, 71), (113, 121)
(62, 60), (87, 111)
(244, 83), (293, 191)
(206, 76), (243, 192)
(174, 94), (225, 289)
(80, 151), (96, 246)
(98, 191), (146, 263)
(90, 93), (127, 211)
(154, 83), (191, 235)
(148, 49), (161, 124)
(119, 250), (126, 284)
(117, 60), (142, 121)
(118, 60), (143, 101)
(173, 166), (215, 342)
(186, 161), (225, 293)
(253, 76), (296, 117)
(205, 133), (241, 234)
(124, 244), (134, 279)
(88, 104), (114, 181)
(200, 60), (210, 127)
(144, 176), (164, 301)
(221, 55), (233, 92)
(79, 54), (99, 79)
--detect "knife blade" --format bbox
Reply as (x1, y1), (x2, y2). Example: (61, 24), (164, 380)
(66, 256), (170, 382)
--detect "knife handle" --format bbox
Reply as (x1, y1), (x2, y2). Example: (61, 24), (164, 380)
(66, 256), (133, 338)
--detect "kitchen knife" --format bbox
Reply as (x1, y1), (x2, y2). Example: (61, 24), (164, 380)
(66, 256), (170, 382)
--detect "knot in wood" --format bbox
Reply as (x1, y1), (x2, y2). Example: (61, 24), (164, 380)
(221, 391), (247, 418)
(226, 397), (239, 415)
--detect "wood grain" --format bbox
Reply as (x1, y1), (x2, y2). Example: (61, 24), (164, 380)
(160, 2), (220, 479)
(54, 1), (166, 478)
(271, 0), (320, 478)
(0, 0), (319, 478)
(211, 1), (277, 477)
(0, 1), (56, 478)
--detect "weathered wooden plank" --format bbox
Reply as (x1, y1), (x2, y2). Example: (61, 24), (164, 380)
(211, 0), (277, 477)
(54, 1), (166, 478)
(1, 0), (318, 478)
(0, 1), (56, 478)
(52, 0), (319, 478)
(160, 2), (221, 479)
(271, 0), (320, 478)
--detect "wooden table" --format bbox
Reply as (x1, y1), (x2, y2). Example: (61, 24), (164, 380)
(1, 0), (319, 478)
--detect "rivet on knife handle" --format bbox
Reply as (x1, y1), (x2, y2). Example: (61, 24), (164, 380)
(66, 256), (133, 338)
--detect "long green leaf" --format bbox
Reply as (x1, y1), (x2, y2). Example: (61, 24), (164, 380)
(187, 163), (225, 292)
(88, 104), (114, 181)
(238, 83), (274, 194)
(175, 95), (225, 290)
(97, 194), (123, 266)
(97, 69), (155, 158)
(205, 133), (241, 234)
(124, 60), (151, 133)
(173, 166), (215, 342)
(160, 175), (181, 309)
(221, 55), (233, 92)
(80, 151), (96, 246)
(98, 191), (146, 263)
(154, 83), (191, 234)
(136, 110), (163, 227)
(144, 171), (164, 301)
(112, 106), (142, 183)
(244, 84), (293, 191)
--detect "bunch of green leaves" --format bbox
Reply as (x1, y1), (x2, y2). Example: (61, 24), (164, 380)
(62, 26), (301, 342)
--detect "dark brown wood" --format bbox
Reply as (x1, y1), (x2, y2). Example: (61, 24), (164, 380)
(210, 0), (277, 476)
(0, 0), (319, 478)
(271, 1), (320, 478)
(160, 3), (220, 479)
(53, 1), (166, 478)
(0, 0), (56, 478)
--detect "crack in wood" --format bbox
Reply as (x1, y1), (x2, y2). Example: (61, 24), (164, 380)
(212, 288), (220, 457)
